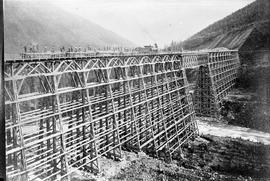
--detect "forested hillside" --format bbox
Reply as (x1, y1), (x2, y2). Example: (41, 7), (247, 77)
(180, 0), (270, 51)
(187, 0), (270, 40)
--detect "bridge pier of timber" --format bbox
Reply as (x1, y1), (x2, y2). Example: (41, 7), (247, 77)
(4, 50), (240, 181)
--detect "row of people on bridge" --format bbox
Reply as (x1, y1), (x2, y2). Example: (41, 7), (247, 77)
(23, 45), (135, 54)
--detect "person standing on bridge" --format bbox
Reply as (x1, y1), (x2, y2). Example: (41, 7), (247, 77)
(24, 46), (27, 53)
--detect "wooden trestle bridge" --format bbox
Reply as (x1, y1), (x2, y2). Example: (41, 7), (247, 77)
(4, 50), (240, 180)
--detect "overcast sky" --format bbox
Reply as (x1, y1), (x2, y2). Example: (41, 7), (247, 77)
(51, 0), (255, 47)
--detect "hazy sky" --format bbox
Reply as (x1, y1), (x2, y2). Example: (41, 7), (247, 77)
(51, 0), (255, 47)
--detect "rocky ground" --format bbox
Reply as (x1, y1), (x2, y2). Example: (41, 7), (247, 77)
(221, 90), (270, 133)
(176, 135), (270, 180)
(71, 132), (270, 181)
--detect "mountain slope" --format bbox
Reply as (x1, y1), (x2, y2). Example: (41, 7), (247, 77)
(183, 0), (270, 50)
(4, 0), (135, 54)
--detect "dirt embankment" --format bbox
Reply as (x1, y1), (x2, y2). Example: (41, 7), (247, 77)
(175, 135), (270, 179)
(221, 98), (270, 133)
(111, 151), (254, 181)
(72, 135), (270, 181)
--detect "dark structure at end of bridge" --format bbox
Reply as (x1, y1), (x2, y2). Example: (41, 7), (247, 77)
(4, 50), (240, 180)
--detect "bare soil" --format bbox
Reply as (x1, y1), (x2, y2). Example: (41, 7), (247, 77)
(71, 134), (270, 181)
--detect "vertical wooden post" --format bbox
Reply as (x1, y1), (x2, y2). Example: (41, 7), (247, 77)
(52, 65), (70, 180)
(125, 66), (140, 151)
(160, 63), (173, 162)
(140, 64), (157, 156)
(11, 65), (28, 180)
(82, 71), (99, 172)
(153, 62), (170, 160)
(106, 69), (122, 160)
(0, 0), (5, 179)
(164, 67), (182, 157)
(80, 72), (87, 165)
(123, 80), (129, 143)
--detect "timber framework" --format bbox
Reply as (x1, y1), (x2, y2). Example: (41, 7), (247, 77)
(4, 50), (240, 180)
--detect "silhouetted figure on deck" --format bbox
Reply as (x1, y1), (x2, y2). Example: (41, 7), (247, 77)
(24, 46), (27, 53)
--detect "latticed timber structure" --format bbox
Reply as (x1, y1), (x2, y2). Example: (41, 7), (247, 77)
(194, 51), (240, 117)
(4, 50), (239, 181)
